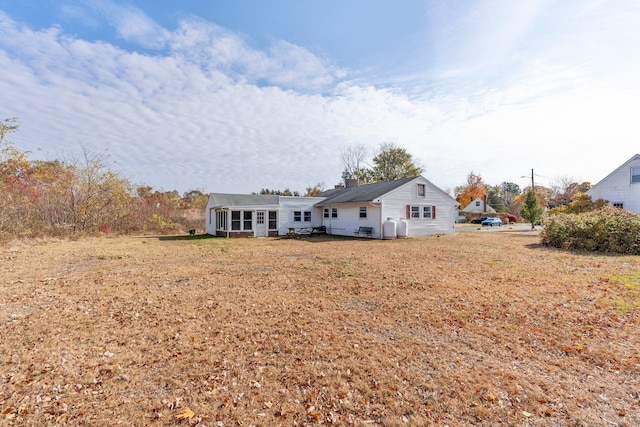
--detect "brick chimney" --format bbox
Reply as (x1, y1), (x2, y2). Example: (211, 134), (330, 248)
(345, 178), (359, 188)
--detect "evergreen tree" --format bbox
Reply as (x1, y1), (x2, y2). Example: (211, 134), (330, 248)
(520, 190), (544, 229)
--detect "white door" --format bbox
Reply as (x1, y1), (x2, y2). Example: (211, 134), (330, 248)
(255, 211), (267, 237)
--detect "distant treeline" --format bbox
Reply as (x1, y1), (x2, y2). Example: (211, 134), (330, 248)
(1, 118), (206, 240)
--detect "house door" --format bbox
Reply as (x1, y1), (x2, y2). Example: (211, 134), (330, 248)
(255, 211), (267, 237)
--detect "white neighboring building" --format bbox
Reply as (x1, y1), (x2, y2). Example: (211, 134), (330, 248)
(205, 176), (456, 238)
(588, 154), (640, 214)
(460, 197), (496, 214)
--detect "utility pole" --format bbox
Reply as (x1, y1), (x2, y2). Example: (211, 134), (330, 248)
(531, 169), (534, 191)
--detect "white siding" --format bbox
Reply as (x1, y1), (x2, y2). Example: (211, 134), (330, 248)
(205, 196), (217, 235)
(320, 203), (383, 238)
(380, 177), (455, 236)
(588, 155), (640, 214)
(278, 197), (325, 235)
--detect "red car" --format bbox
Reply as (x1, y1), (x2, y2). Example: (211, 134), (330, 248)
(506, 214), (517, 223)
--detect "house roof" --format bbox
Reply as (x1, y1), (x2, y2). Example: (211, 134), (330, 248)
(209, 193), (279, 207)
(209, 176), (455, 209)
(316, 177), (417, 205)
(588, 153), (640, 192)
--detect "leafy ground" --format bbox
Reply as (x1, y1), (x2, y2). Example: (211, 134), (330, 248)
(1, 230), (639, 426)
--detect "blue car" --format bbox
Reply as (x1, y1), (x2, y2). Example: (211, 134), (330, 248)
(481, 217), (502, 227)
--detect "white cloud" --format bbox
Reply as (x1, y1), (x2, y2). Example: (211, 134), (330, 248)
(90, 0), (170, 49)
(1, 1), (640, 196)
(167, 18), (342, 91)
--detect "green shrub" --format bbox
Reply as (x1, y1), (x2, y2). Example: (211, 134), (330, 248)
(541, 207), (640, 254)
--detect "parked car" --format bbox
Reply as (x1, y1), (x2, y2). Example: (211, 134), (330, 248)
(481, 217), (503, 227)
(470, 217), (488, 224)
(506, 214), (517, 223)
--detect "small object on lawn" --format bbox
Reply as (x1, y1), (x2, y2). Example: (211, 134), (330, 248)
(176, 407), (195, 420)
(188, 229), (196, 235)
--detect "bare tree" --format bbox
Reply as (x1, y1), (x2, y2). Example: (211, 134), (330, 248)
(340, 144), (369, 183)
(548, 176), (592, 208)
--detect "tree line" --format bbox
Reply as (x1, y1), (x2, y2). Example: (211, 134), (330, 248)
(266, 139), (596, 227)
(257, 142), (423, 197)
(453, 170), (604, 226)
(1, 119), (207, 240)
(338, 143), (594, 225)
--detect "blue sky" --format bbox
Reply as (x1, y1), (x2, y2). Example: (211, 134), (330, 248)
(1, 0), (638, 194)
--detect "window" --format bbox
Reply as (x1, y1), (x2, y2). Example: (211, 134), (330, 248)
(417, 183), (425, 197)
(323, 208), (330, 218)
(231, 211), (241, 230)
(632, 167), (640, 183)
(475, 200), (481, 206)
(268, 211), (277, 229)
(613, 202), (624, 209)
(331, 208), (338, 218)
(359, 206), (367, 219)
(256, 211), (265, 225)
(304, 211), (312, 222)
(293, 211), (302, 222)
(423, 206), (432, 219)
(243, 211), (252, 230)
(408, 205), (436, 220)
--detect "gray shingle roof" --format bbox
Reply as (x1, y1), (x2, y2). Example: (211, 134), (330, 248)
(316, 177), (417, 205)
(209, 193), (279, 207)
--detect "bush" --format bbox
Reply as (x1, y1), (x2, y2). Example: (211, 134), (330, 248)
(541, 207), (640, 254)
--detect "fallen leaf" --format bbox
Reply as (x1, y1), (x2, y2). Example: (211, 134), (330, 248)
(176, 407), (195, 420)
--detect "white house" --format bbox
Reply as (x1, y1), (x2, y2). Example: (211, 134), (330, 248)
(315, 176), (455, 238)
(587, 154), (640, 214)
(205, 176), (456, 238)
(460, 197), (496, 214)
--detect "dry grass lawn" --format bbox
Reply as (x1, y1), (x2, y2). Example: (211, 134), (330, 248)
(1, 230), (639, 426)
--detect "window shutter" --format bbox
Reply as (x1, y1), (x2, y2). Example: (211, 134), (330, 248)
(406, 205), (411, 219)
(432, 206), (436, 219)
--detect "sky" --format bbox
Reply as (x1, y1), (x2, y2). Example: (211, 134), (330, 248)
(1, 0), (639, 195)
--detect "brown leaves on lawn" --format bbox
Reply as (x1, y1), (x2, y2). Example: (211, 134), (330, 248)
(1, 234), (639, 425)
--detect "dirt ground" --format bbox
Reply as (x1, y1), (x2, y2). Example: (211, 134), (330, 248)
(1, 230), (639, 426)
